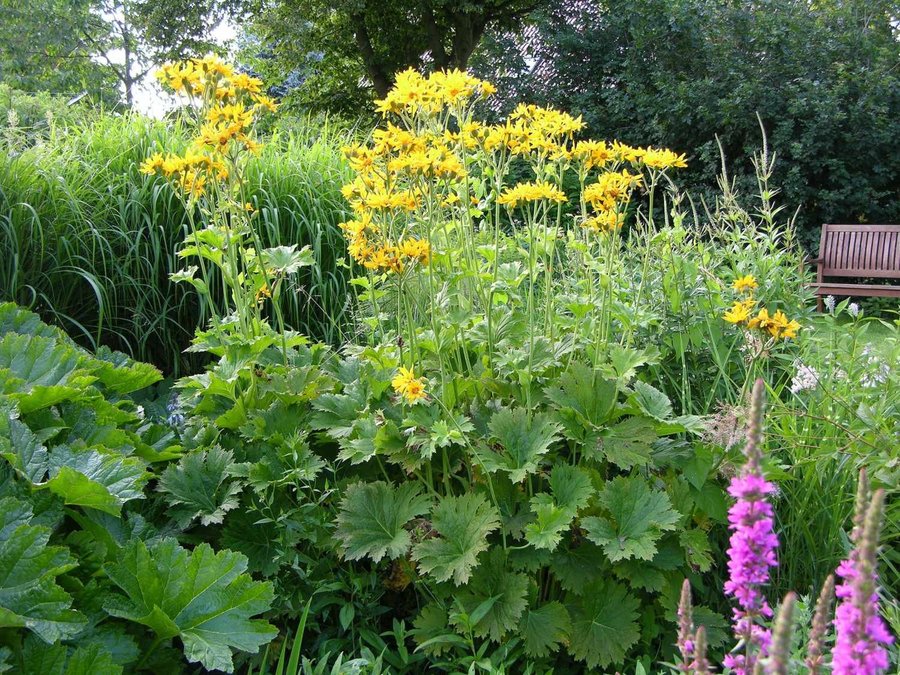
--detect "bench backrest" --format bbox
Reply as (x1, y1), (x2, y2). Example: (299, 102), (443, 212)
(819, 224), (900, 279)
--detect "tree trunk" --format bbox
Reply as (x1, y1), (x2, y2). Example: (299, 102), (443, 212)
(350, 11), (392, 97)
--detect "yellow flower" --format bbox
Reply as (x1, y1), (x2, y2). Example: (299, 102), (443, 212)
(399, 238), (431, 265)
(732, 275), (758, 294)
(611, 141), (643, 163)
(255, 283), (271, 302)
(573, 140), (612, 170)
(497, 180), (567, 207)
(392, 366), (427, 404)
(723, 298), (756, 325)
(746, 308), (771, 332)
(583, 170), (642, 210)
(582, 210), (624, 233)
(140, 153), (165, 175)
(641, 147), (688, 170)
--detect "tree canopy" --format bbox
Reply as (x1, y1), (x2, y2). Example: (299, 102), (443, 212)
(246, 0), (545, 116)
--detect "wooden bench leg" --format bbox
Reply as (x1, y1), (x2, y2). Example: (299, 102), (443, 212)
(817, 294), (824, 313)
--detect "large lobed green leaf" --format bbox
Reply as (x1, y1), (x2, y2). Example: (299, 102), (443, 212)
(482, 408), (562, 482)
(104, 538), (277, 673)
(157, 446), (244, 527)
(0, 496), (86, 643)
(334, 481), (432, 562)
(566, 581), (640, 668)
(582, 475), (680, 562)
(412, 493), (500, 585)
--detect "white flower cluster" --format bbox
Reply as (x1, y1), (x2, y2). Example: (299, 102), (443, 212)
(860, 346), (891, 388)
(790, 360), (821, 394)
(847, 302), (860, 318)
(824, 295), (836, 313)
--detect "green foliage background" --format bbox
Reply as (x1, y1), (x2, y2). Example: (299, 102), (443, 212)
(470, 0), (900, 250)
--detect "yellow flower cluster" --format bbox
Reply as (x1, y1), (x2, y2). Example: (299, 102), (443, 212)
(140, 150), (228, 197)
(722, 275), (800, 340)
(498, 180), (568, 208)
(391, 367), (428, 404)
(156, 55), (277, 112)
(375, 68), (495, 115)
(582, 210), (625, 233)
(143, 56), (275, 199)
(583, 170), (644, 210)
(340, 214), (431, 274)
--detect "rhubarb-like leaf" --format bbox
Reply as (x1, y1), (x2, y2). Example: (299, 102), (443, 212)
(104, 538), (276, 673)
(44, 446), (148, 516)
(0, 496), (86, 642)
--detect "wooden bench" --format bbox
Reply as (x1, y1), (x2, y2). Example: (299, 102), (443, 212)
(810, 224), (900, 311)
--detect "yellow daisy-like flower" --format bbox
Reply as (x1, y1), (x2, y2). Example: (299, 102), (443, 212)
(140, 152), (165, 175)
(641, 147), (688, 170)
(398, 238), (431, 265)
(391, 366), (427, 404)
(497, 180), (567, 208)
(582, 209), (624, 233)
(582, 170), (642, 210)
(732, 275), (759, 295)
(723, 298), (757, 325)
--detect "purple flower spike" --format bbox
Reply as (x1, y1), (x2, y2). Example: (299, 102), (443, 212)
(833, 478), (892, 675)
(723, 379), (779, 675)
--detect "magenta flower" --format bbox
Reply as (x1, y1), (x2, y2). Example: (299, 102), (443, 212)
(832, 482), (892, 675)
(722, 380), (779, 675)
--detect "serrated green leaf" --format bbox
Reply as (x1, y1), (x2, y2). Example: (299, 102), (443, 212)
(582, 476), (680, 563)
(0, 497), (86, 642)
(104, 538), (276, 673)
(566, 581), (640, 668)
(0, 303), (66, 341)
(612, 559), (667, 592)
(412, 603), (462, 656)
(452, 550), (528, 641)
(549, 543), (608, 594)
(334, 482), (431, 562)
(679, 528), (713, 572)
(44, 446), (147, 516)
(524, 502), (573, 551)
(630, 380), (674, 420)
(91, 347), (161, 395)
(545, 363), (617, 439)
(412, 493), (500, 585)
(520, 601), (571, 657)
(310, 391), (366, 439)
(547, 464), (593, 512)
(157, 447), (243, 527)
(482, 408), (561, 482)
(594, 416), (657, 469)
(526, 464), (593, 551)
(0, 408), (48, 483)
